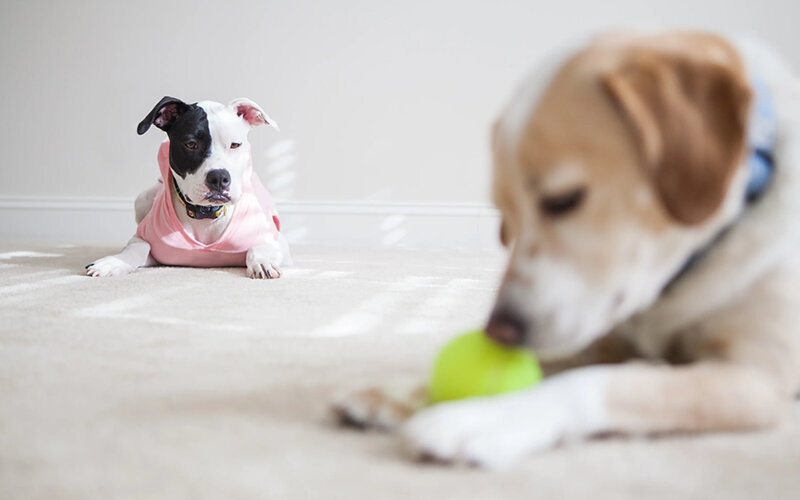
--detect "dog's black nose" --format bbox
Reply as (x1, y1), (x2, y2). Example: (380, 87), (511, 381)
(206, 169), (231, 191)
(485, 309), (528, 346)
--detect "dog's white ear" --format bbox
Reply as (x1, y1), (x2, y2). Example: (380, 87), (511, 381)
(602, 45), (752, 225)
(229, 98), (279, 131)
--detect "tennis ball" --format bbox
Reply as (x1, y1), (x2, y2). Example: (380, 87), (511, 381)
(429, 330), (543, 403)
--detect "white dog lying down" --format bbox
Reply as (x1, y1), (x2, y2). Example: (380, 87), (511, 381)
(87, 97), (290, 279)
(332, 31), (800, 468)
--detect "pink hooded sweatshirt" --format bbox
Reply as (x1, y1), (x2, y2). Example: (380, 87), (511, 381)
(136, 140), (282, 267)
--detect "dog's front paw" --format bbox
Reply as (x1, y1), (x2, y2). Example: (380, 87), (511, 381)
(246, 246), (282, 279)
(86, 256), (135, 277)
(400, 393), (567, 468)
(331, 383), (428, 431)
(247, 261), (281, 279)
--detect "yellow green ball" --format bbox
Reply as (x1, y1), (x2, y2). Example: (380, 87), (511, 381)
(429, 330), (543, 403)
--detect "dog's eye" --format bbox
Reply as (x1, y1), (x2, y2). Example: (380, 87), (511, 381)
(230, 142), (241, 149)
(184, 141), (198, 150)
(540, 188), (586, 217)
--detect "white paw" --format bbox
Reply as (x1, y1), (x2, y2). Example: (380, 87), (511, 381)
(247, 260), (281, 279)
(400, 392), (567, 468)
(86, 256), (135, 277)
(246, 245), (282, 279)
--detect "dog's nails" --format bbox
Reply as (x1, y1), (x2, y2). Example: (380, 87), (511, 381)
(417, 451), (450, 465)
(85, 264), (92, 269)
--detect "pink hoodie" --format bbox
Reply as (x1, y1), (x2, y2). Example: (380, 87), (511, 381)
(136, 140), (281, 267)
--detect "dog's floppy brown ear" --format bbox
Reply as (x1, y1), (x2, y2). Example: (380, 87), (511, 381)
(499, 219), (511, 247)
(602, 48), (752, 225)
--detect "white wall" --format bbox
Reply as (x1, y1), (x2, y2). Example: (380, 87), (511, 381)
(1, 0), (798, 245)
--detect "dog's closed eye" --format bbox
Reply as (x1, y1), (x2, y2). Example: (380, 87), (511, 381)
(540, 188), (586, 217)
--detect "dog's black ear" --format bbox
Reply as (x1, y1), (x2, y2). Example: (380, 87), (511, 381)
(137, 96), (189, 135)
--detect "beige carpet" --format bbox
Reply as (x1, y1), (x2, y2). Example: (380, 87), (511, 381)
(0, 241), (798, 500)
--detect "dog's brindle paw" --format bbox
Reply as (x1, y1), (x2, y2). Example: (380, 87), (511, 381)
(86, 256), (136, 277)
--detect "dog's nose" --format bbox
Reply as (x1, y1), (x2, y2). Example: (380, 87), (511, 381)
(485, 309), (528, 346)
(206, 169), (231, 191)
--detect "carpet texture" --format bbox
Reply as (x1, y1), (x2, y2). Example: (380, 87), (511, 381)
(0, 242), (798, 499)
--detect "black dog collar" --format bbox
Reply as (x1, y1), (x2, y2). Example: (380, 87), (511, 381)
(172, 176), (226, 220)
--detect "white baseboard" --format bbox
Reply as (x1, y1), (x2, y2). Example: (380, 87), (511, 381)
(0, 196), (502, 249)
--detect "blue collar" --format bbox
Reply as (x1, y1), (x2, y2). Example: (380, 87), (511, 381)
(745, 75), (777, 201)
(663, 76), (777, 293)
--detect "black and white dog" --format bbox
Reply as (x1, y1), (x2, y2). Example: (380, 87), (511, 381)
(87, 97), (290, 279)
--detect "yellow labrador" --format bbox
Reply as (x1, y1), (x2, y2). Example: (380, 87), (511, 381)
(333, 31), (800, 468)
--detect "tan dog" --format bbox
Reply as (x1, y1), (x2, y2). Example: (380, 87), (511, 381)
(332, 31), (800, 468)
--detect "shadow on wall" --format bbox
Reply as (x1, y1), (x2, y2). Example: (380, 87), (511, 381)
(261, 139), (307, 245)
(379, 215), (408, 246)
(259, 140), (418, 249)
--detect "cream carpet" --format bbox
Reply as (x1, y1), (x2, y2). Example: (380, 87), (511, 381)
(0, 242), (798, 500)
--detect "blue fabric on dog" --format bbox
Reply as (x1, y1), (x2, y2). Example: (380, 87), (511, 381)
(745, 75), (777, 201)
